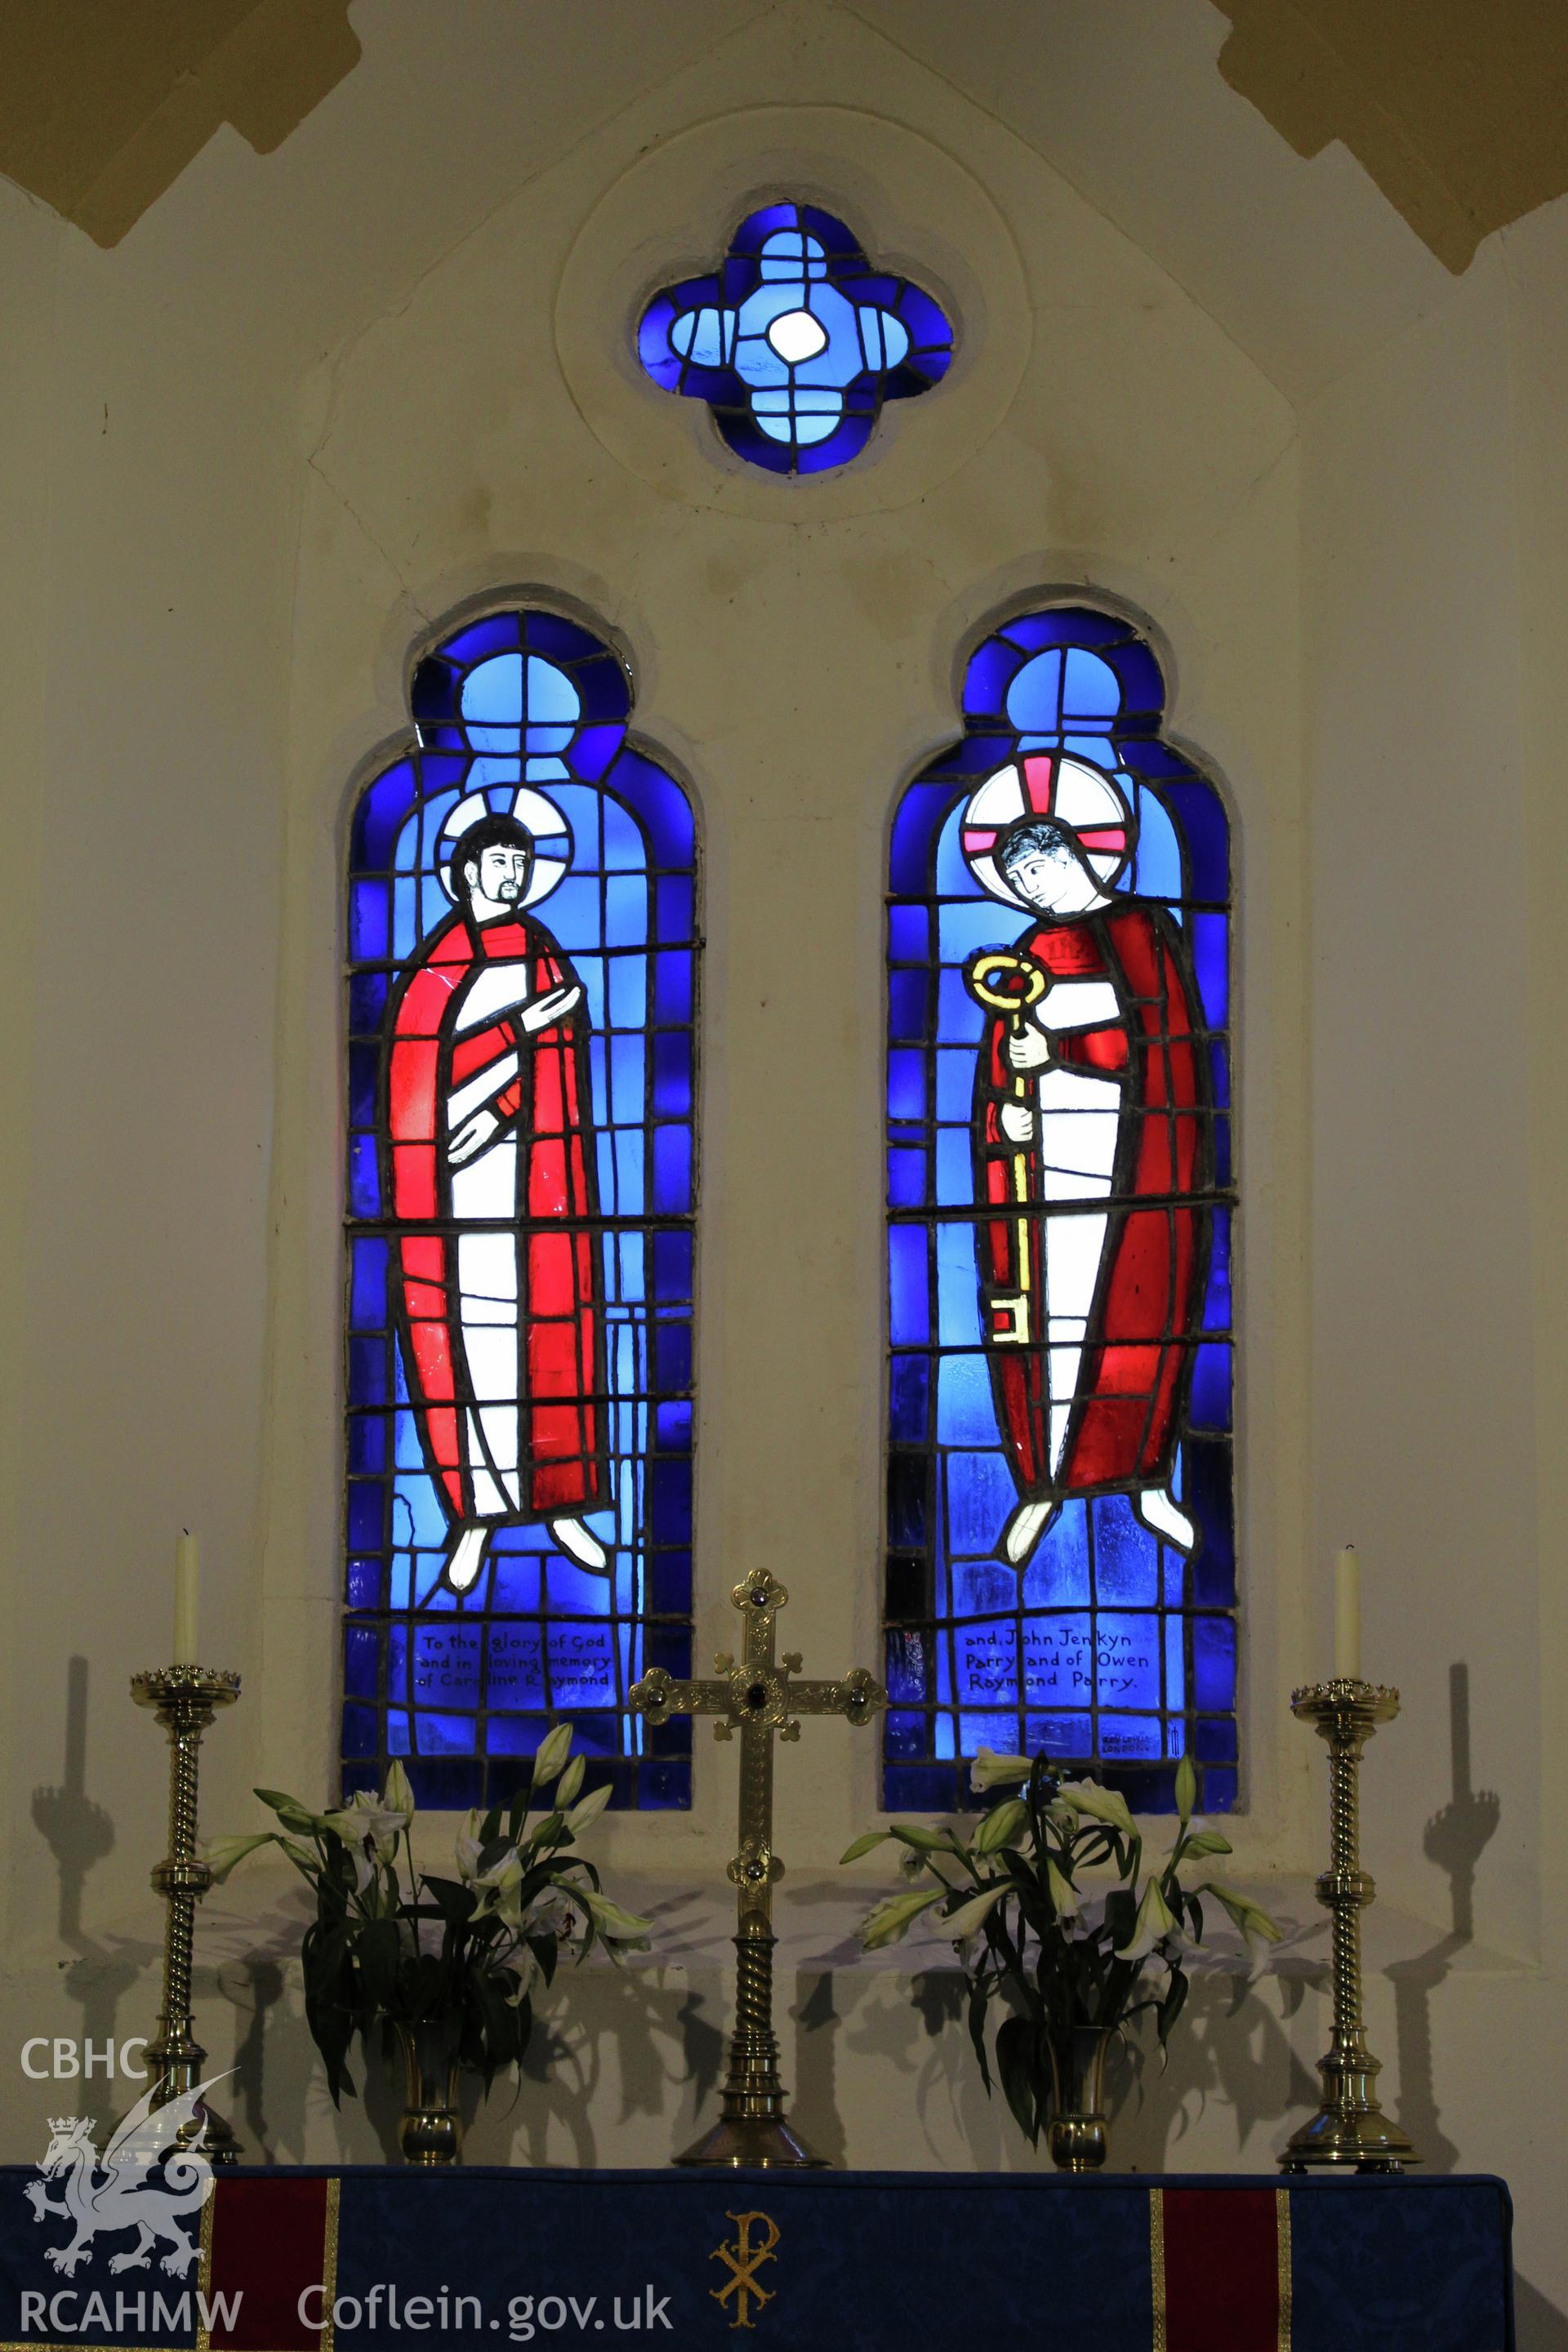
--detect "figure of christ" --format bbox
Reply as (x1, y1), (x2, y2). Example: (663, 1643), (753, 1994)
(386, 814), (609, 1594)
(969, 816), (1212, 1569)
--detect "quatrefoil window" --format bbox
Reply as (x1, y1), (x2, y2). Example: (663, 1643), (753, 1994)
(636, 202), (955, 477)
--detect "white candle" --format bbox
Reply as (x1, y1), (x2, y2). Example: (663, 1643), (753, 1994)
(1334, 1544), (1361, 1682)
(174, 1532), (199, 1666)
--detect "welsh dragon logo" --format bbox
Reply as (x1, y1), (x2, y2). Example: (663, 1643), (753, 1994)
(24, 2076), (224, 2278)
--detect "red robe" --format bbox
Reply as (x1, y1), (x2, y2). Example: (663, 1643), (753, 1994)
(973, 905), (1210, 1503)
(385, 909), (604, 1523)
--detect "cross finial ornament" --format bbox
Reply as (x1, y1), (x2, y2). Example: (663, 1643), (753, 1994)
(630, 1567), (885, 2167)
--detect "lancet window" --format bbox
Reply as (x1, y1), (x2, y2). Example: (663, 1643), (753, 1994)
(883, 605), (1236, 1811)
(342, 608), (698, 1809)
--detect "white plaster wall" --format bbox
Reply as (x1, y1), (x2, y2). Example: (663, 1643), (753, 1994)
(0, 0), (1563, 2334)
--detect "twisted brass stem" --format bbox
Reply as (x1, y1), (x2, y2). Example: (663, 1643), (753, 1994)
(1279, 1677), (1418, 2174)
(126, 1667), (242, 2166)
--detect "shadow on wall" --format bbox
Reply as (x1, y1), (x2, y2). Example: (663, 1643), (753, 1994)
(1515, 2276), (1568, 2350)
(30, 1656), (156, 2144)
(1388, 1661), (1500, 2172)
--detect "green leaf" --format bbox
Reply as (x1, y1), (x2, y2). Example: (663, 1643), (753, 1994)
(994, 2015), (1040, 2146)
(420, 1875), (479, 1927)
(890, 1824), (957, 1852)
(840, 1831), (892, 1864)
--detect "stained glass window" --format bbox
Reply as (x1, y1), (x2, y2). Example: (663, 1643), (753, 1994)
(884, 606), (1236, 1815)
(343, 608), (698, 1811)
(637, 201), (954, 476)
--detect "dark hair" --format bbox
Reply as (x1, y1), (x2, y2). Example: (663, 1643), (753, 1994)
(453, 813), (534, 893)
(998, 817), (1074, 874)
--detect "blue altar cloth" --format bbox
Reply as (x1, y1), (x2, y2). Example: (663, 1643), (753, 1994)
(0, 2165), (1512, 2351)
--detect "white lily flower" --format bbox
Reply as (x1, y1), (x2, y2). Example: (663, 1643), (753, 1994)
(969, 1748), (1034, 1793)
(564, 1784), (612, 1835)
(1056, 1779), (1138, 1840)
(942, 1885), (1007, 1942)
(1116, 1873), (1178, 1962)
(574, 1888), (653, 1944)
(973, 1798), (1029, 1855)
(556, 1754), (586, 1809)
(382, 1759), (416, 1819)
(1046, 1860), (1080, 1919)
(1204, 1881), (1285, 1948)
(202, 1833), (273, 1885)
(860, 1887), (946, 1950)
(898, 1843), (929, 1882)
(322, 1788), (408, 1887)
(532, 1722), (573, 1790)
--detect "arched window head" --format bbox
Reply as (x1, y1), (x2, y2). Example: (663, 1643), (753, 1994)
(344, 608), (698, 1811)
(637, 202), (954, 475)
(884, 605), (1236, 1814)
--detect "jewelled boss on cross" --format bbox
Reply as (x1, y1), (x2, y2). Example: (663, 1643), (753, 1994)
(630, 1568), (885, 2167)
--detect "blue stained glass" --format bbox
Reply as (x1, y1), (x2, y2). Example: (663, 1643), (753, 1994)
(1204, 1211), (1232, 1330)
(655, 1318), (692, 1391)
(955, 1619), (1018, 1706)
(1093, 1496), (1159, 1606)
(346, 1557), (382, 1610)
(935, 1350), (995, 1444)
(639, 203), (953, 475)
(1190, 1342), (1232, 1429)
(653, 952), (690, 1025)
(887, 1050), (924, 1121)
(341, 1704), (379, 1759)
(888, 904), (928, 961)
(1096, 1613), (1160, 1708)
(934, 1128), (972, 1207)
(888, 1149), (925, 1208)
(652, 1228), (693, 1300)
(1194, 1717), (1237, 1764)
(945, 1450), (1017, 1556)
(349, 1134), (380, 1220)
(343, 608), (697, 1811)
(884, 602), (1236, 1808)
(887, 969), (926, 1044)
(348, 1338), (387, 1407)
(1192, 1615), (1236, 1711)
(936, 968), (983, 1045)
(1191, 914), (1229, 1028)
(350, 882), (388, 960)
(653, 1125), (691, 1213)
(1098, 1715), (1162, 1762)
(889, 1353), (930, 1444)
(656, 1401), (693, 1453)
(1022, 1503), (1092, 1607)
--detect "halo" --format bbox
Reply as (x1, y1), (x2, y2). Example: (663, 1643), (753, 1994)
(438, 784), (572, 907)
(960, 753), (1134, 909)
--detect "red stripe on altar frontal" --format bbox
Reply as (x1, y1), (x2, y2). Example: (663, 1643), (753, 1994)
(205, 2175), (334, 2350)
(1157, 2186), (1288, 2352)
(1022, 754), (1055, 812)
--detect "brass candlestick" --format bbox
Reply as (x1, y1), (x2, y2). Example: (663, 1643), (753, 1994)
(1279, 1677), (1419, 2174)
(630, 1569), (885, 2168)
(128, 1666), (243, 2165)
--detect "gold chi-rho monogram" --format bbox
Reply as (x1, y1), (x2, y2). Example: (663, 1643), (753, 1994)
(710, 2210), (780, 2330)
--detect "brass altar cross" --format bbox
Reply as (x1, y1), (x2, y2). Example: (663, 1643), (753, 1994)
(629, 1566), (885, 2168)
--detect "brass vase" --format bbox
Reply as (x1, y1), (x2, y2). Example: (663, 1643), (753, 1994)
(1047, 2025), (1114, 2172)
(395, 2020), (463, 2166)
